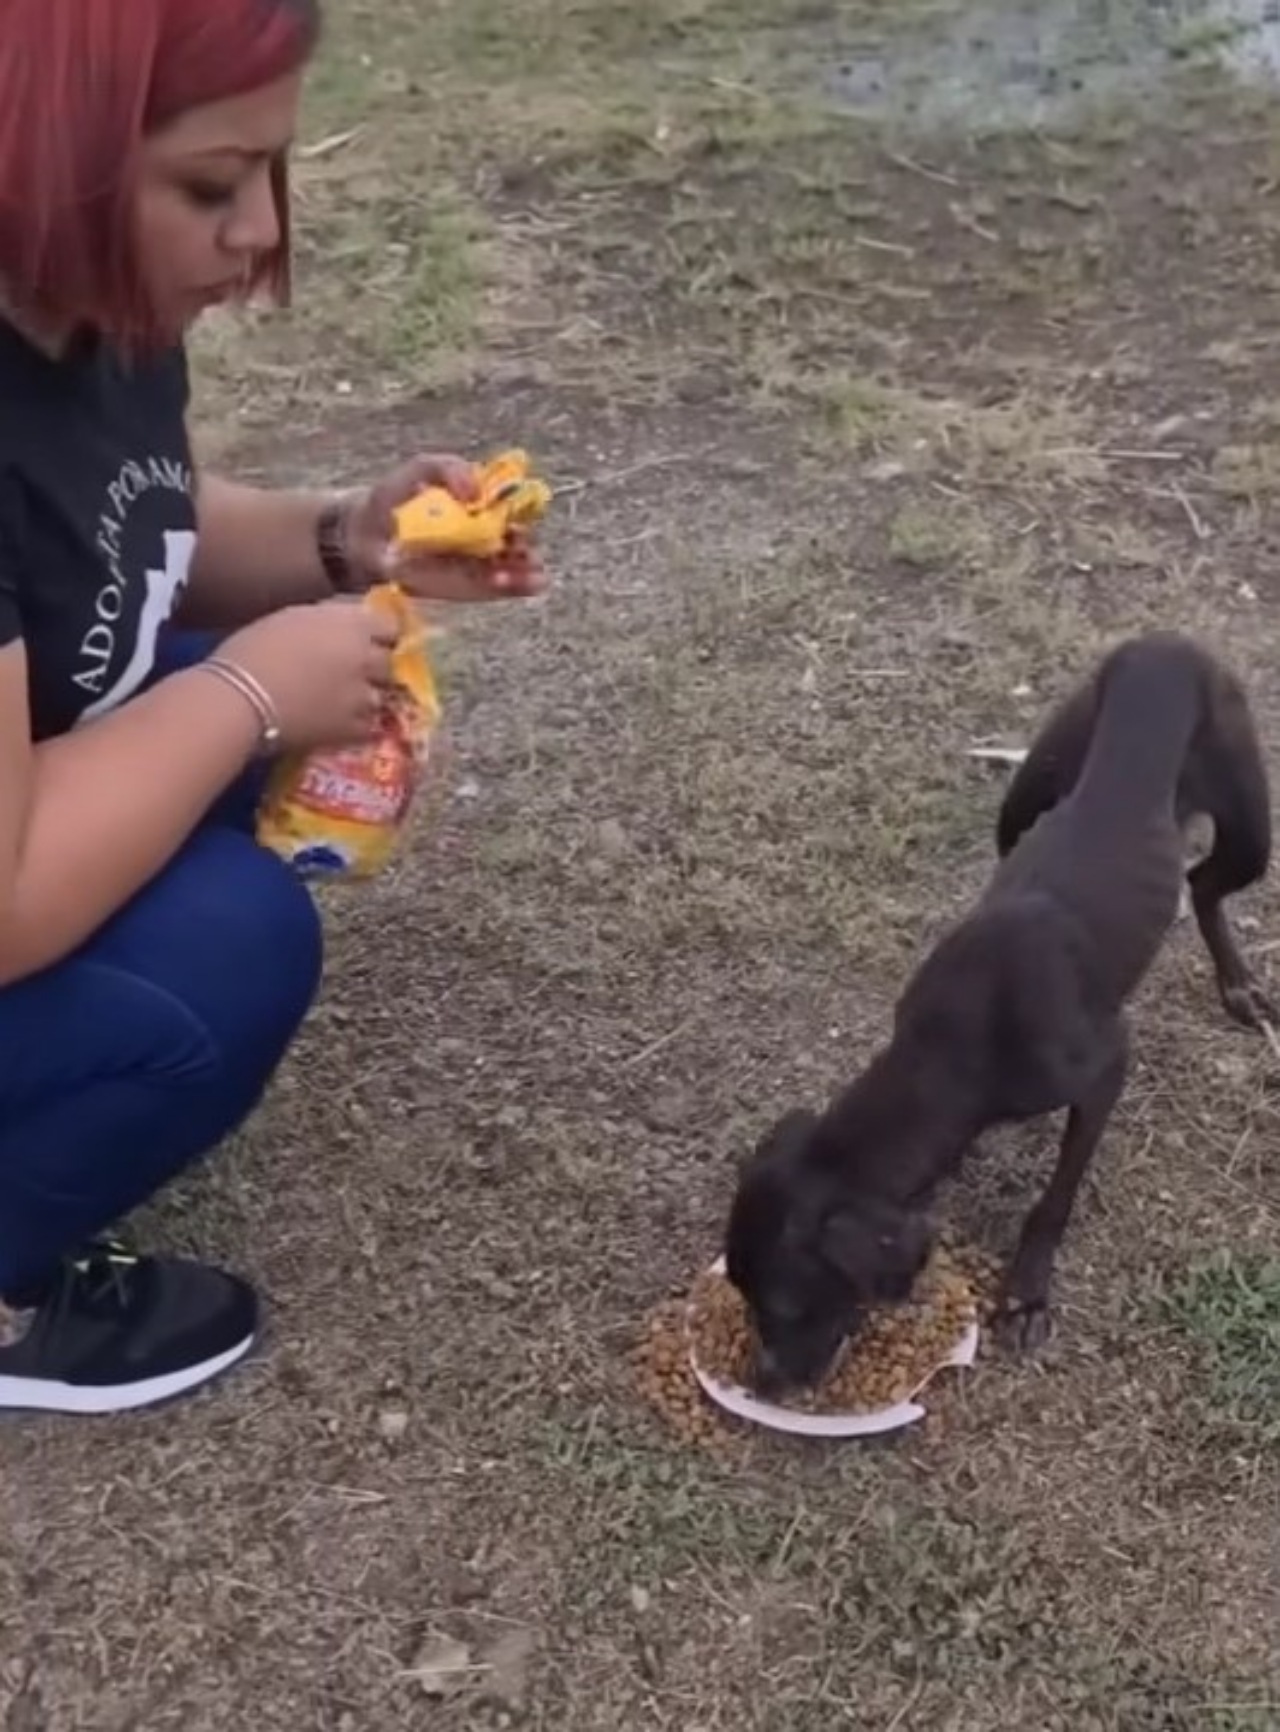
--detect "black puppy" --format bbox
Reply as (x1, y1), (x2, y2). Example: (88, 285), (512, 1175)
(726, 631), (1272, 1396)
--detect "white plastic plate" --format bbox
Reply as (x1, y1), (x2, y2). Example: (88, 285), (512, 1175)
(689, 1258), (979, 1439)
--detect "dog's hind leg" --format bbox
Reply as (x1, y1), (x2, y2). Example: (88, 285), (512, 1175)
(1187, 685), (1274, 1029)
(994, 1023), (1129, 1355)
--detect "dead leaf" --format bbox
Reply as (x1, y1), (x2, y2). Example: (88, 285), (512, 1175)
(404, 1633), (474, 1698)
(377, 1407), (409, 1443)
(482, 1626), (537, 1705)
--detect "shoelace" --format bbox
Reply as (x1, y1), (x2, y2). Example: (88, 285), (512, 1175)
(47, 1239), (141, 1327)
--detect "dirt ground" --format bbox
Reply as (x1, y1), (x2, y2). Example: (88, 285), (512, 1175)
(4, 2), (1280, 1727)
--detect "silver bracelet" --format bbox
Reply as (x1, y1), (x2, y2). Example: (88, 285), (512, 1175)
(199, 657), (283, 753)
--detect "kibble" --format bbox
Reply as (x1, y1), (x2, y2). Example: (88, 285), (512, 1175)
(691, 1244), (975, 1414)
(632, 1299), (739, 1449)
(633, 1238), (1003, 1443)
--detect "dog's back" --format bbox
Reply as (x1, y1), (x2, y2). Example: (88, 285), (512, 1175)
(996, 631), (1263, 857)
(891, 635), (1231, 1115)
(986, 632), (1210, 1004)
(991, 631), (1271, 1022)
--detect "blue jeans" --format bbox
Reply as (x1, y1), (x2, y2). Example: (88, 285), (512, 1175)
(0, 632), (323, 1299)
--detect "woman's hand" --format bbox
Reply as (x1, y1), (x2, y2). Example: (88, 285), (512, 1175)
(221, 597), (398, 751)
(344, 454), (548, 603)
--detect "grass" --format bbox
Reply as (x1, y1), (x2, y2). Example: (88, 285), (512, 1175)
(6, 0), (1280, 1727)
(1160, 1251), (1280, 1447)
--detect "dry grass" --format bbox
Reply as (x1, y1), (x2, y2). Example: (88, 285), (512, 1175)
(5, 0), (1280, 1727)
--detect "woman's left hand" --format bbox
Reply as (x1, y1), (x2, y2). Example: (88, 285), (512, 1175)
(345, 454), (548, 602)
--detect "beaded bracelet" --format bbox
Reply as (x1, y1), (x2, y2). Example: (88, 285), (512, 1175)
(316, 490), (370, 594)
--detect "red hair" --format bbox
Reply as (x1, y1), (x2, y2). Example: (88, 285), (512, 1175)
(0, 0), (321, 348)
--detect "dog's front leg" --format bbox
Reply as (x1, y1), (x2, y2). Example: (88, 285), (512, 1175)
(995, 1024), (1130, 1354)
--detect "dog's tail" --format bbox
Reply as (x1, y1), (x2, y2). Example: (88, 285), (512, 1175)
(1070, 631), (1213, 816)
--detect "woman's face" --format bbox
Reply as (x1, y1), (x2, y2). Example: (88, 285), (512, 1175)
(134, 70), (305, 336)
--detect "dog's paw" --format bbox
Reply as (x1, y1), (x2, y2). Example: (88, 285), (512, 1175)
(1221, 976), (1277, 1032)
(992, 1292), (1052, 1355)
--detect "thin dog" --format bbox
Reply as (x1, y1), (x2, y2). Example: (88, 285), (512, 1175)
(725, 631), (1272, 1396)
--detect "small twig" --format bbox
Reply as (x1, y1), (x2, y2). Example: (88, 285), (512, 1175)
(967, 745), (1029, 767)
(394, 1662), (490, 1685)
(883, 148), (960, 188)
(770, 1507), (809, 1572)
(598, 527), (664, 553)
(1258, 1018), (1280, 1066)
(884, 1679), (925, 1732)
(623, 1020), (690, 1070)
(853, 234), (916, 258)
(1098, 448), (1189, 462)
(298, 125), (365, 161)
(1162, 484), (1210, 540)
(949, 202), (999, 242)
(707, 74), (764, 98)
(1225, 1124), (1254, 1180)
(554, 453), (692, 498)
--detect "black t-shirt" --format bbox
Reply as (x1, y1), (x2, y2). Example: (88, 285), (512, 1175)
(0, 319), (197, 741)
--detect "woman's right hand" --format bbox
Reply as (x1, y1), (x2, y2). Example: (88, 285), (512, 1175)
(220, 597), (398, 751)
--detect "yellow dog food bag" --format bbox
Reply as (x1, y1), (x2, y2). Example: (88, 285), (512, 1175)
(256, 582), (441, 880)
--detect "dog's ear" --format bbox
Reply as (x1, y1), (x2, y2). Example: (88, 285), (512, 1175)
(735, 1107), (820, 1175)
(817, 1199), (932, 1302)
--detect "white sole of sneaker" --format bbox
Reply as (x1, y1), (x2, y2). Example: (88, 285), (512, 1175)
(0, 1330), (256, 1415)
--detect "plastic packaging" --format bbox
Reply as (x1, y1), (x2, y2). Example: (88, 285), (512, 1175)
(255, 582), (440, 880)
(256, 450), (550, 881)
(392, 448), (551, 557)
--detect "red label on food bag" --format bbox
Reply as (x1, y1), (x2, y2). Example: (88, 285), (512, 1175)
(286, 731), (419, 829)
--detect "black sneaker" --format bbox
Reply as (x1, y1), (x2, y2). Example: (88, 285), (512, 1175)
(0, 1241), (259, 1415)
